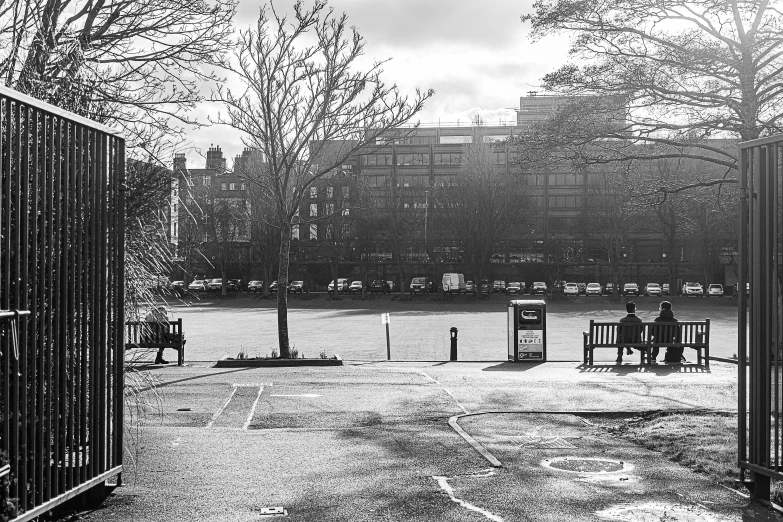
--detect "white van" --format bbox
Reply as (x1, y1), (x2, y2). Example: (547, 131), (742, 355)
(442, 273), (466, 294)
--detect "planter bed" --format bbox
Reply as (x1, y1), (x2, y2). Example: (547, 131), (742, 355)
(213, 356), (343, 368)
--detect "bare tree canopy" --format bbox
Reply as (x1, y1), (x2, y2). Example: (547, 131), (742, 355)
(0, 0), (237, 146)
(217, 0), (432, 357)
(521, 0), (783, 171)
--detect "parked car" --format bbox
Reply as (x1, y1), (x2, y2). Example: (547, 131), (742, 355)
(479, 279), (490, 294)
(442, 273), (466, 294)
(492, 280), (506, 293)
(564, 282), (579, 296)
(169, 280), (185, 292)
(410, 277), (433, 294)
(348, 280), (364, 294)
(370, 280), (390, 294)
(506, 282), (523, 295)
(288, 280), (309, 293)
(707, 283), (724, 297)
(270, 280), (281, 293)
(604, 283), (616, 295)
(682, 281), (704, 296)
(530, 282), (547, 295)
(328, 278), (349, 293)
(586, 283), (602, 296)
(207, 278), (223, 291)
(465, 280), (476, 293)
(623, 283), (640, 296)
(661, 283), (670, 295)
(644, 283), (661, 296)
(227, 279), (241, 292)
(188, 279), (208, 292)
(577, 283), (587, 295)
(247, 280), (264, 293)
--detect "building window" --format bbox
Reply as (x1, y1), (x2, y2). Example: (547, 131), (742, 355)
(202, 174), (211, 185)
(292, 225), (300, 240)
(229, 183), (237, 190)
(549, 173), (584, 186)
(325, 203), (334, 215)
(327, 186), (334, 199)
(434, 153), (462, 165)
(310, 203), (318, 217)
(396, 153), (430, 166)
(309, 224), (317, 240)
(342, 186), (350, 199)
(494, 152), (507, 165)
(221, 182), (228, 190)
(241, 183), (247, 190)
(548, 195), (582, 208)
(310, 186), (318, 198)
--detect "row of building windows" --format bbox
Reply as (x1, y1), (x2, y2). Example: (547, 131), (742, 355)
(309, 186), (351, 199)
(220, 182), (246, 191)
(363, 151), (509, 167)
(548, 195), (583, 208)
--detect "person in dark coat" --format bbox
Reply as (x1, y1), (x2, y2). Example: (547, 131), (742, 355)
(650, 301), (681, 363)
(616, 301), (643, 364)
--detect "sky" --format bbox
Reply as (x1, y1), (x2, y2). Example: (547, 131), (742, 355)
(180, 0), (571, 169)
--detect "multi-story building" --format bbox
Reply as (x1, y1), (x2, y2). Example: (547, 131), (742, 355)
(172, 145), (252, 280)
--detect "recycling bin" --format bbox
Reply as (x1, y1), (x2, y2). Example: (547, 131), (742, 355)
(508, 300), (546, 362)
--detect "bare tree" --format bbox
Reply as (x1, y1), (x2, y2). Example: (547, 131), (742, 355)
(521, 0), (783, 191)
(216, 1), (431, 357)
(434, 130), (528, 294)
(0, 0), (236, 147)
(584, 167), (647, 298)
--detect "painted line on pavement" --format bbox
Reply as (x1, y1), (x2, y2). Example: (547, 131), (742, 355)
(421, 371), (468, 414)
(432, 475), (504, 521)
(206, 385), (238, 428)
(243, 386), (264, 431)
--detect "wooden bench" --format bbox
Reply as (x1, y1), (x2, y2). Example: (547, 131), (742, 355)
(125, 318), (185, 365)
(583, 319), (710, 366)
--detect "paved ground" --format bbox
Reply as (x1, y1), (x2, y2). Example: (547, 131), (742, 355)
(143, 294), (741, 363)
(80, 358), (782, 522)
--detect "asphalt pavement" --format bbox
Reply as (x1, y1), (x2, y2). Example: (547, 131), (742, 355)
(71, 359), (783, 522)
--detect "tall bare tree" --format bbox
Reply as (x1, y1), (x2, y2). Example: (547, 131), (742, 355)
(521, 0), (783, 193)
(0, 0), (236, 147)
(217, 1), (431, 356)
(434, 131), (528, 293)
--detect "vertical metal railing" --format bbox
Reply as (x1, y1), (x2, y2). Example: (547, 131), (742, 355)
(738, 134), (783, 500)
(0, 85), (124, 521)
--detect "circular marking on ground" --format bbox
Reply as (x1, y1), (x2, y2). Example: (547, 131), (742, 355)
(541, 457), (633, 474)
(596, 501), (731, 521)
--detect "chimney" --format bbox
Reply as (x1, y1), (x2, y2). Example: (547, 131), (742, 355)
(206, 145), (226, 171)
(173, 152), (186, 172)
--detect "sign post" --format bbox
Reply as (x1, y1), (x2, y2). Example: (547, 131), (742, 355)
(382, 313), (391, 360)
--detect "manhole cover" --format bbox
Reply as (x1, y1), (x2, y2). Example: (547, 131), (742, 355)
(542, 457), (633, 474)
(597, 501), (729, 521)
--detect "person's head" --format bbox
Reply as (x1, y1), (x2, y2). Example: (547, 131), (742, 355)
(659, 301), (672, 311)
(626, 302), (636, 314)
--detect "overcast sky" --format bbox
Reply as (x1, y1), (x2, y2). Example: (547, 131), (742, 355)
(182, 0), (570, 168)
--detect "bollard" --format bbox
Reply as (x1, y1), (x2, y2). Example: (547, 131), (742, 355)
(450, 327), (458, 361)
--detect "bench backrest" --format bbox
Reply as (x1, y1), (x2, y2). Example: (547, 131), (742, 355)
(587, 320), (709, 346)
(126, 318), (183, 344)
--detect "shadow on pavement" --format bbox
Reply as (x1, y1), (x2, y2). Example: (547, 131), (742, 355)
(577, 363), (711, 376)
(481, 362), (546, 372)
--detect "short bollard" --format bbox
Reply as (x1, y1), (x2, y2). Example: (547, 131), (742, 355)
(450, 327), (458, 361)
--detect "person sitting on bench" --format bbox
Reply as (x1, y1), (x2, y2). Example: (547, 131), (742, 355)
(616, 301), (643, 364)
(145, 306), (173, 364)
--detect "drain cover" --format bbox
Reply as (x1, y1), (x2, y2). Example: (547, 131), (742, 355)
(542, 457), (633, 474)
(258, 506), (287, 517)
(597, 501), (727, 521)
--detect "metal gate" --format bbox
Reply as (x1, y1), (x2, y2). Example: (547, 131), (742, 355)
(0, 85), (125, 520)
(738, 134), (783, 500)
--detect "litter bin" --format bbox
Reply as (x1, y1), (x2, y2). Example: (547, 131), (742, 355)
(508, 300), (546, 362)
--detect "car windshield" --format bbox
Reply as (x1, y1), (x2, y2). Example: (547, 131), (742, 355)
(412, 278), (426, 284)
(710, 285), (721, 289)
(292, 281), (303, 285)
(648, 284), (660, 287)
(212, 279), (221, 283)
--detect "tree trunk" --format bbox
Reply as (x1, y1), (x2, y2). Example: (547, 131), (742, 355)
(221, 262), (227, 296)
(329, 257), (340, 299)
(277, 224), (292, 358)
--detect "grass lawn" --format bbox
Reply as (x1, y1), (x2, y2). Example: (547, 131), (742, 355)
(584, 411), (759, 496)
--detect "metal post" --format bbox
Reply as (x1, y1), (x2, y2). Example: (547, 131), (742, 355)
(450, 327), (458, 361)
(385, 322), (391, 361)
